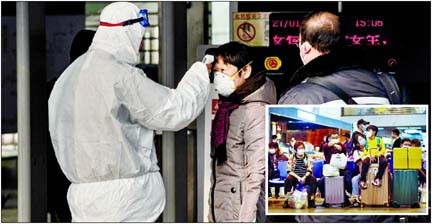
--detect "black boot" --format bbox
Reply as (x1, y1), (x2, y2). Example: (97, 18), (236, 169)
(321, 200), (329, 208)
(308, 200), (316, 208)
(283, 200), (289, 208)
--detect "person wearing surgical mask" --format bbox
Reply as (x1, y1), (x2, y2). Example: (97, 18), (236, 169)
(351, 119), (369, 149)
(49, 2), (212, 222)
(322, 132), (346, 164)
(283, 141), (316, 208)
(359, 125), (387, 189)
(209, 41), (276, 222)
(350, 135), (366, 207)
(270, 134), (278, 144)
(318, 131), (351, 207)
(268, 142), (288, 200)
(401, 138), (412, 148)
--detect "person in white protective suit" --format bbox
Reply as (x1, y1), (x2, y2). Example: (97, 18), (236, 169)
(48, 2), (211, 222)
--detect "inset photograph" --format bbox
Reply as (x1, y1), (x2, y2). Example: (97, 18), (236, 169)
(266, 105), (428, 216)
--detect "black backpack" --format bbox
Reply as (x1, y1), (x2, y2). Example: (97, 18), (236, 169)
(308, 72), (401, 104)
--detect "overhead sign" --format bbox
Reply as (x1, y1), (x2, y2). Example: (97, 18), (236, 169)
(269, 12), (393, 47)
(233, 12), (270, 46)
(237, 22), (256, 42)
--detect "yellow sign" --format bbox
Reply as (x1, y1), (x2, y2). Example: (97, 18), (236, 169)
(233, 12), (270, 47)
(264, 57), (282, 70)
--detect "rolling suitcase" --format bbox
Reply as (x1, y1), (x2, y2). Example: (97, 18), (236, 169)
(360, 164), (390, 207)
(392, 170), (420, 208)
(324, 176), (344, 206)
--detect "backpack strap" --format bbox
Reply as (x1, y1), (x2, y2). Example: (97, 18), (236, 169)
(307, 77), (358, 104)
(376, 72), (401, 104)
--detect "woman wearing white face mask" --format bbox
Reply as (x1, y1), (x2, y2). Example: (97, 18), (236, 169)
(350, 135), (366, 207)
(209, 42), (277, 222)
(283, 141), (316, 208)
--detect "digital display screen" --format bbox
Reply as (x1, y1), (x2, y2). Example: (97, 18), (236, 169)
(269, 13), (392, 47)
(269, 13), (304, 47)
(342, 15), (391, 47)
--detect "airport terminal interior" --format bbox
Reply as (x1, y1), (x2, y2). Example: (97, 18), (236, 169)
(267, 106), (428, 215)
(1, 1), (431, 223)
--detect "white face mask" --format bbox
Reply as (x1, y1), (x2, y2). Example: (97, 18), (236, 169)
(359, 138), (366, 146)
(269, 149), (276, 154)
(331, 138), (340, 144)
(366, 131), (372, 138)
(297, 149), (305, 156)
(298, 41), (307, 65)
(213, 72), (236, 97)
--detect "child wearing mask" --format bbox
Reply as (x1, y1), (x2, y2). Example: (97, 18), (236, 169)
(359, 125), (387, 189)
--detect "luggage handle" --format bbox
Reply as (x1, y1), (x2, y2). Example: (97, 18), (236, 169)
(405, 147), (418, 169)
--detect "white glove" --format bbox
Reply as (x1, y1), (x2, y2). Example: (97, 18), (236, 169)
(202, 54), (214, 64)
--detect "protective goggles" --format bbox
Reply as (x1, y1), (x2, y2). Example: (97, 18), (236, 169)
(100, 9), (150, 27)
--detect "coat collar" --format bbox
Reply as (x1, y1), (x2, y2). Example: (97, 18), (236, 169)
(289, 50), (360, 85)
(242, 77), (276, 104)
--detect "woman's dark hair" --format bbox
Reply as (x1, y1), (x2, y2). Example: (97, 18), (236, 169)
(411, 138), (421, 147)
(216, 41), (253, 75)
(294, 141), (305, 151)
(401, 138), (412, 145)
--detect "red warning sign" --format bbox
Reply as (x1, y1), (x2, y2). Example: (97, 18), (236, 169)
(236, 22), (256, 42)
